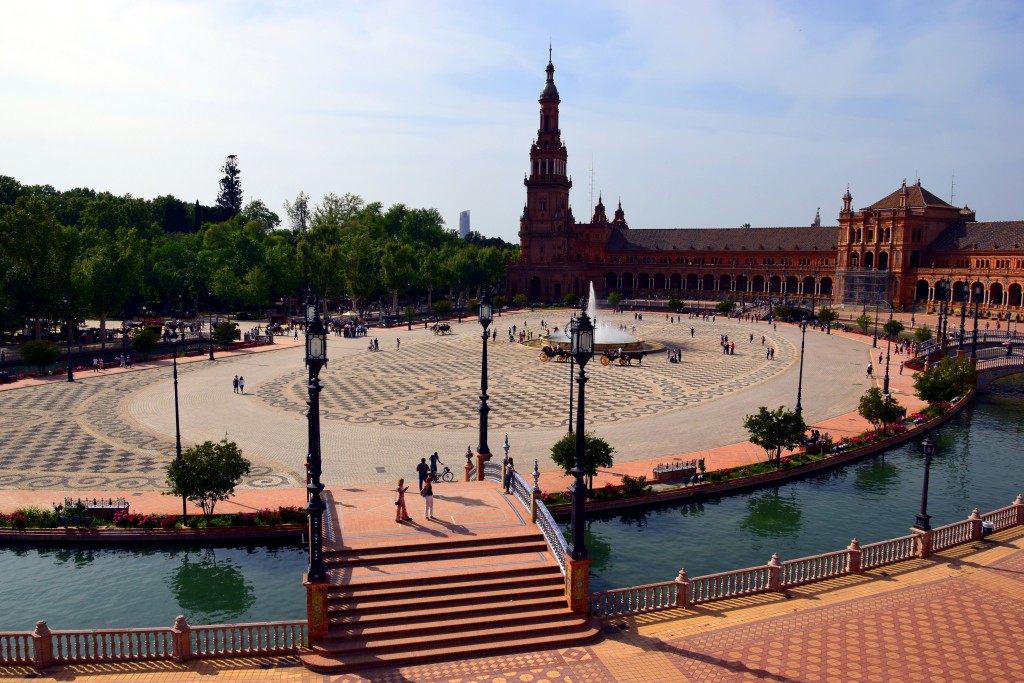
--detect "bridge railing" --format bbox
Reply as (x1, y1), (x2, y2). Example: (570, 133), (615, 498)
(484, 460), (568, 575)
(588, 495), (1024, 618)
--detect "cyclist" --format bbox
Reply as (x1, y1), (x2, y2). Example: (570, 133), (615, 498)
(428, 451), (445, 478)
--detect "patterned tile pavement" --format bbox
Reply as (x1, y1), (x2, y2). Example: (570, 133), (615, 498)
(0, 311), (887, 491)
(5, 524), (1021, 681)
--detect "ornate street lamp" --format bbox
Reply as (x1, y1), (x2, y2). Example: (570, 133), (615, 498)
(936, 280), (949, 352)
(958, 285), (968, 351)
(883, 306), (894, 396)
(476, 289), (493, 469)
(970, 282), (984, 360)
(568, 304), (594, 561)
(171, 340), (187, 524)
(795, 322), (806, 416)
(872, 294), (880, 348)
(915, 436), (936, 531)
(304, 285), (328, 582)
(567, 313), (577, 434)
(207, 290), (215, 361)
(62, 296), (74, 383)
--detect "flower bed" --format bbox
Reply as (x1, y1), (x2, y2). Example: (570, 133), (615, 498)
(0, 505), (306, 530)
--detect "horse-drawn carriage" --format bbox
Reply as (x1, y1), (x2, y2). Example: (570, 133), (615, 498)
(431, 322), (452, 335)
(601, 349), (642, 366)
(539, 345), (572, 362)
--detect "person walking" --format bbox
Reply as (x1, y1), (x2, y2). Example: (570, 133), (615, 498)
(421, 475), (435, 520)
(428, 451), (444, 478)
(238, 376), (245, 394)
(504, 457), (516, 493)
(866, 363), (873, 378)
(395, 478), (411, 523)
(416, 457), (430, 490)
(397, 337), (401, 350)
(233, 376), (239, 393)
(899, 360), (904, 375)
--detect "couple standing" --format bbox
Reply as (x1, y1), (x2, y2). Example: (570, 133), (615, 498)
(395, 476), (436, 522)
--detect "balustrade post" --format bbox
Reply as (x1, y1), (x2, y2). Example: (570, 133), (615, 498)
(674, 568), (691, 609)
(464, 446), (473, 482)
(968, 508), (983, 541)
(31, 620), (53, 670)
(847, 538), (862, 574)
(767, 553), (782, 592)
(305, 577), (330, 645)
(911, 527), (933, 559)
(171, 615), (192, 662)
(564, 553), (591, 614)
(1014, 494), (1024, 526)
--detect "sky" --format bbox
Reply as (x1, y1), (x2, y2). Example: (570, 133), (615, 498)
(2, 0), (1022, 243)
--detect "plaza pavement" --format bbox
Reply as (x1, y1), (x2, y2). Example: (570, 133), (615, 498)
(0, 309), (903, 494)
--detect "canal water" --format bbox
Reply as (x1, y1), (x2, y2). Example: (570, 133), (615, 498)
(574, 375), (1024, 593)
(1, 378), (1020, 630)
(0, 543), (307, 632)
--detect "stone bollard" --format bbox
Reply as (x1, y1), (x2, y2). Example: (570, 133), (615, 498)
(767, 553), (782, 591)
(1014, 494), (1024, 526)
(968, 508), (984, 541)
(31, 620), (53, 670)
(171, 615), (192, 662)
(911, 527), (933, 559)
(847, 538), (862, 574)
(674, 568), (691, 609)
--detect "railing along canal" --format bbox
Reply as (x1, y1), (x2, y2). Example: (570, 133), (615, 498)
(589, 496), (1024, 618)
(0, 617), (307, 670)
(483, 460), (568, 575)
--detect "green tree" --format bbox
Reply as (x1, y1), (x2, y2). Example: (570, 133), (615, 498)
(81, 227), (143, 348)
(607, 291), (622, 308)
(914, 326), (933, 343)
(562, 292), (579, 307)
(742, 406), (807, 466)
(913, 356), (973, 403)
(858, 387), (907, 435)
(165, 438), (251, 521)
(216, 155), (243, 217)
(512, 293), (528, 308)
(855, 314), (873, 334)
(283, 190), (311, 233)
(213, 321), (239, 344)
(549, 432), (616, 493)
(19, 339), (60, 373)
(817, 306), (838, 330)
(772, 304), (790, 321)
(716, 299), (735, 314)
(131, 327), (160, 355)
(0, 196), (66, 338)
(667, 298), (682, 311)
(883, 319), (905, 339)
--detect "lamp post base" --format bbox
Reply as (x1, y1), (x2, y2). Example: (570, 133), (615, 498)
(914, 513), (931, 532)
(564, 554), (591, 614)
(475, 450), (491, 481)
(304, 576), (330, 644)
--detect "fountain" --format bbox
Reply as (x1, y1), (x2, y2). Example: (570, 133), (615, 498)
(543, 282), (655, 353)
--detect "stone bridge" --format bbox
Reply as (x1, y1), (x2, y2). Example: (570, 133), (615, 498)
(975, 351), (1024, 392)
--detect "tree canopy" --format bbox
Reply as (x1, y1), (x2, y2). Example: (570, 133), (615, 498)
(858, 387), (907, 435)
(549, 431), (615, 492)
(165, 438), (251, 521)
(743, 406), (807, 465)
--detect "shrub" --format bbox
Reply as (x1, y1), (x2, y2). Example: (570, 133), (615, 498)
(132, 327), (160, 354)
(621, 475), (651, 497)
(212, 321), (240, 344)
(20, 340), (60, 372)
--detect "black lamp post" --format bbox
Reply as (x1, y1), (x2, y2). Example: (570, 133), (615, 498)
(910, 298), (916, 329)
(172, 341), (187, 524)
(63, 296), (74, 383)
(883, 307), (893, 396)
(915, 436), (936, 531)
(567, 313), (577, 434)
(936, 280), (949, 352)
(970, 282), (984, 360)
(958, 285), (968, 351)
(568, 303), (594, 561)
(304, 285), (328, 582)
(872, 294), (880, 348)
(207, 290), (215, 361)
(795, 322), (806, 416)
(477, 290), (493, 460)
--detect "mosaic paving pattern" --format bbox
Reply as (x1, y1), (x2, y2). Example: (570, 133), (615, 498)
(259, 321), (795, 430)
(0, 363), (295, 490)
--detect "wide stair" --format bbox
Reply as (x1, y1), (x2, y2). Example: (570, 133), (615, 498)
(300, 528), (599, 673)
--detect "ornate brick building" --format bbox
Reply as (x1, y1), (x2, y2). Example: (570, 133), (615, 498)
(507, 57), (1024, 321)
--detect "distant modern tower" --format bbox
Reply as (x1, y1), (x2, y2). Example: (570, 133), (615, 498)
(459, 210), (471, 239)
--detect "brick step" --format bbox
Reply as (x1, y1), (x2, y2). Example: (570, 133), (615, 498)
(306, 613), (596, 660)
(329, 571), (563, 604)
(300, 625), (599, 674)
(327, 585), (565, 622)
(324, 538), (548, 567)
(326, 553), (559, 588)
(325, 531), (545, 558)
(324, 605), (577, 639)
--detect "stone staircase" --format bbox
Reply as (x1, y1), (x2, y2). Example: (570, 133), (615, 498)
(299, 528), (599, 673)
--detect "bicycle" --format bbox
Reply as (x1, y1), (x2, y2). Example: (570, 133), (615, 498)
(433, 466), (455, 482)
